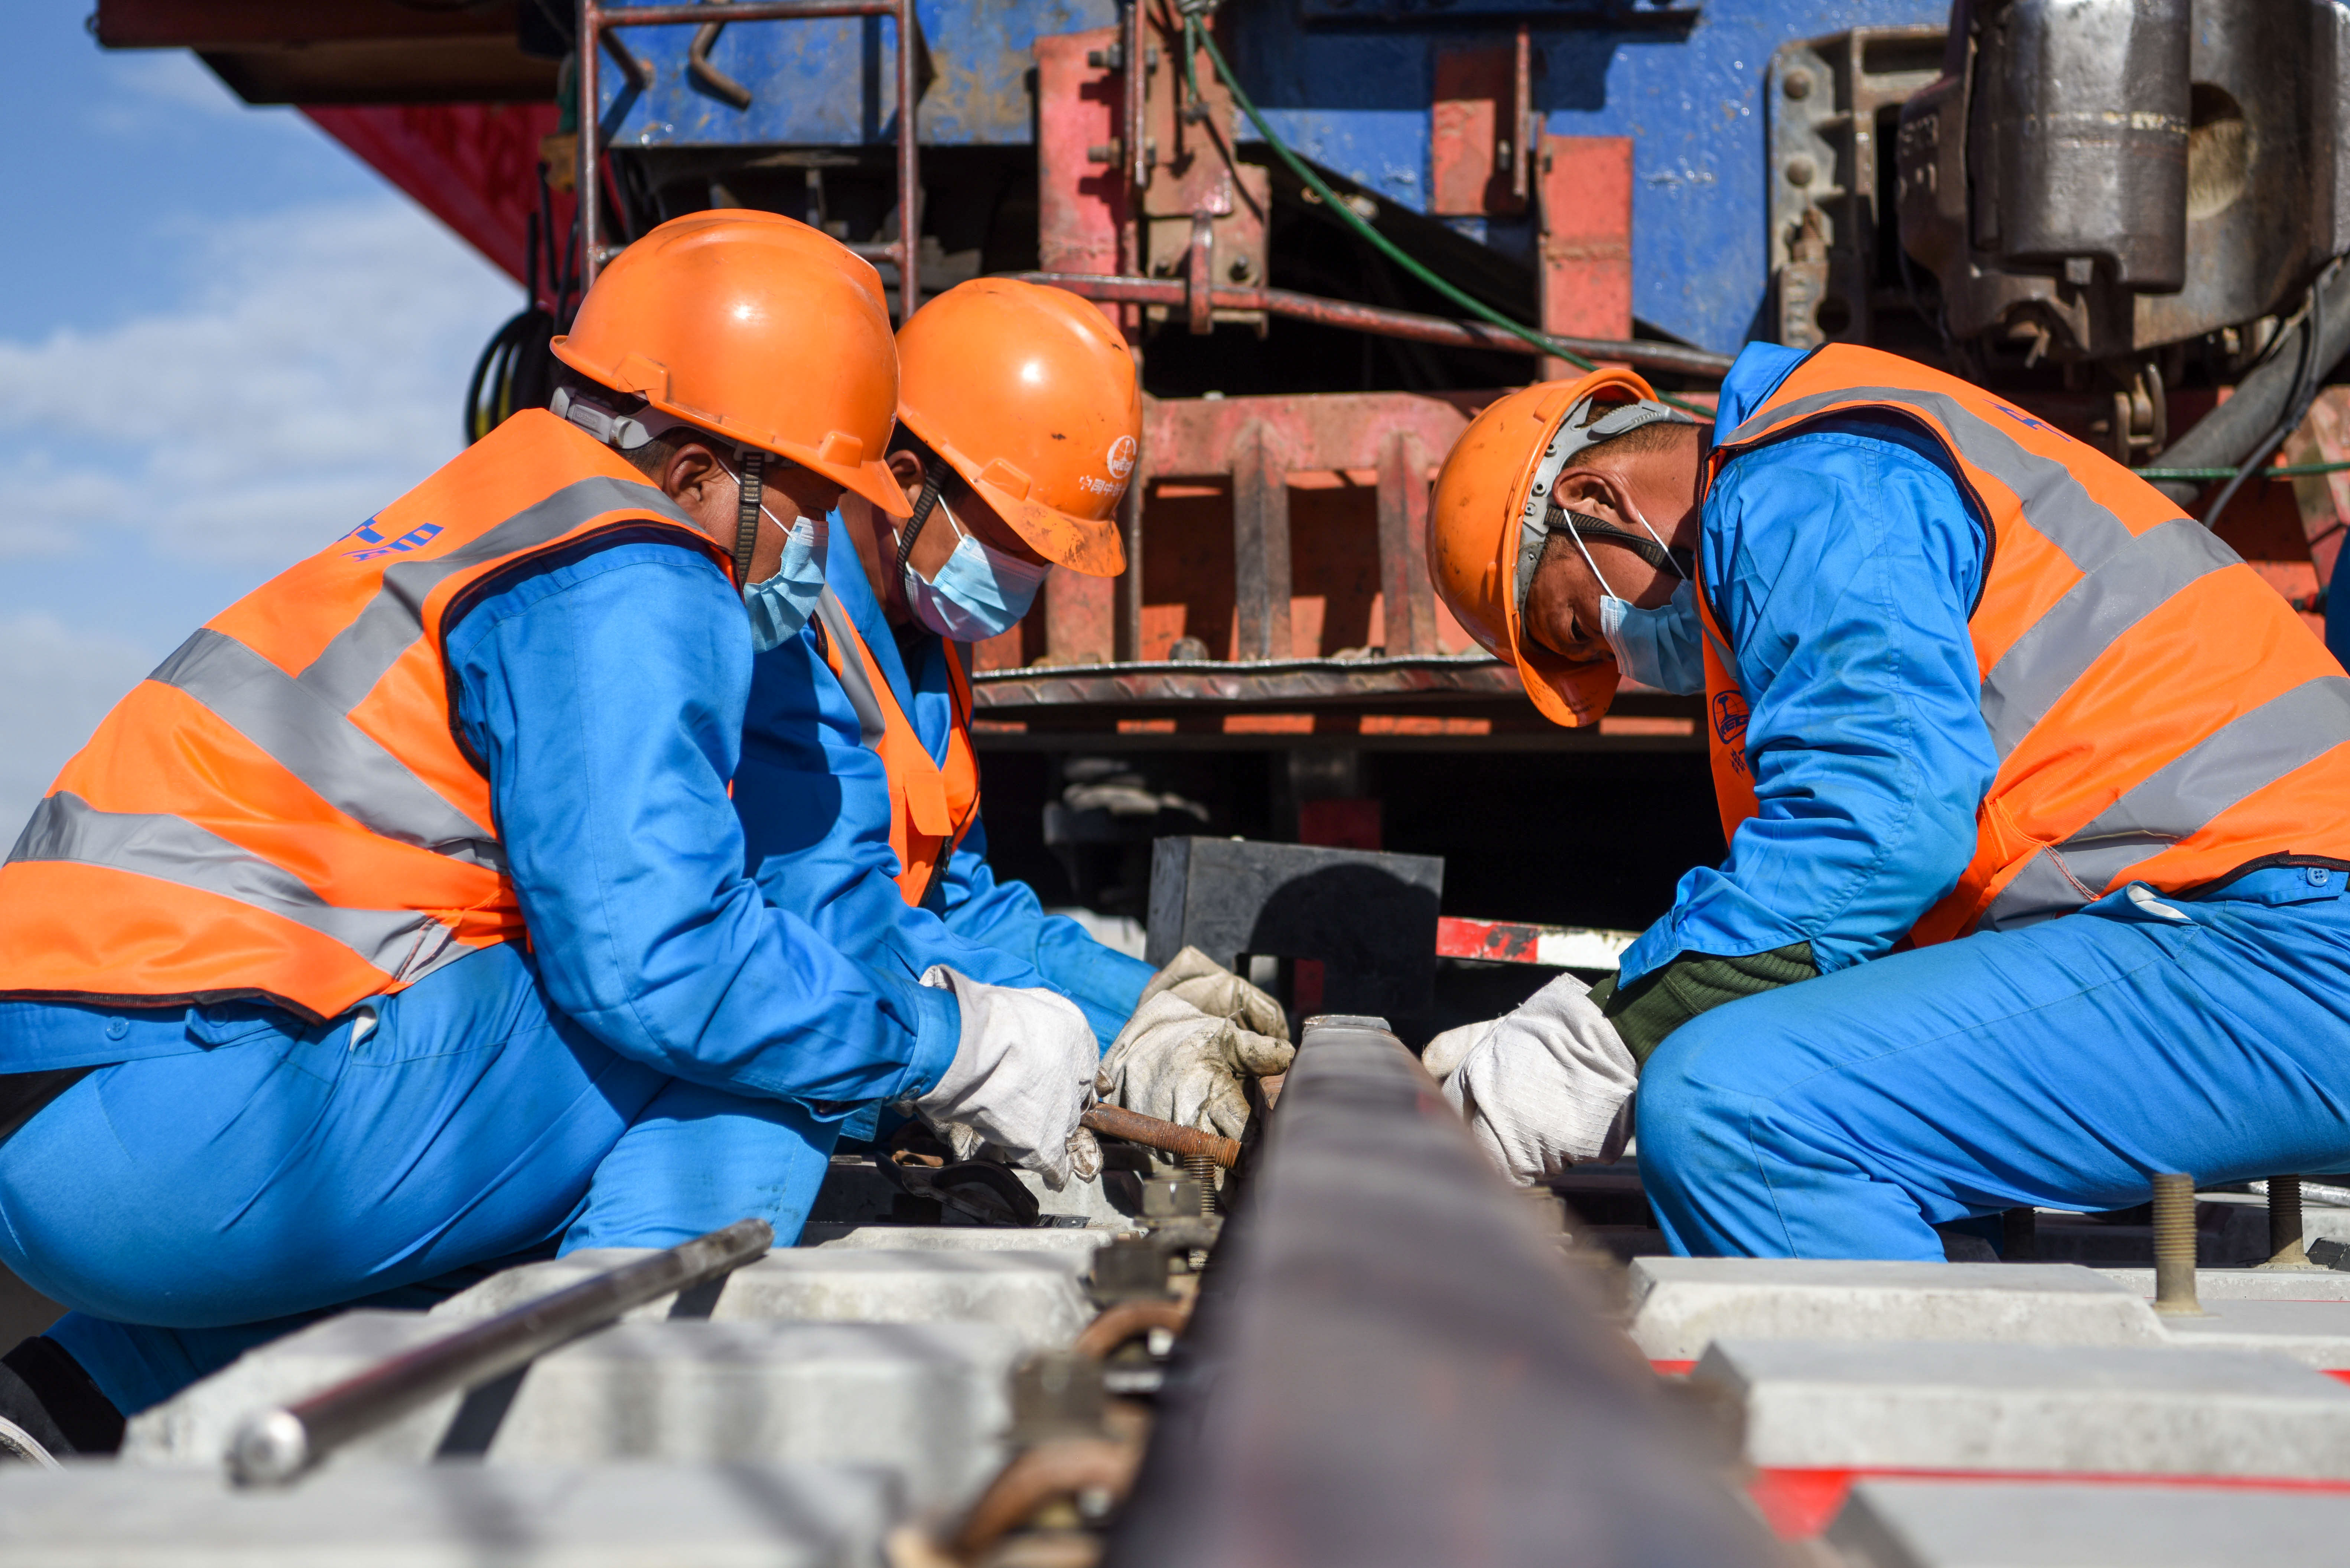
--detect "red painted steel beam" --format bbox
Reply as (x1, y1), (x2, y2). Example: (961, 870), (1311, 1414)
(1010, 272), (1732, 378)
(305, 104), (569, 289)
(1538, 135), (1634, 381)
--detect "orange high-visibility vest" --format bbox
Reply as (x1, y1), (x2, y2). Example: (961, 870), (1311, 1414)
(810, 590), (982, 908)
(1698, 344), (2350, 941)
(0, 411), (725, 1020)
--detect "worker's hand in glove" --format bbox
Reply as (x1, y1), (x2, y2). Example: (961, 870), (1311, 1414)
(1136, 945), (1289, 1042)
(909, 967), (1102, 1189)
(1097, 948), (1293, 1140)
(1429, 971), (1637, 1184)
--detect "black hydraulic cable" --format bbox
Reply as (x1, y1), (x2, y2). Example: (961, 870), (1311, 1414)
(2205, 265), (2334, 530)
(2148, 260), (2350, 509)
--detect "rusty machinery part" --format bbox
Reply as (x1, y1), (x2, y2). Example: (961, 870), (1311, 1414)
(687, 1), (755, 111)
(1100, 1016), (1782, 1568)
(1894, 0), (2350, 379)
(1081, 1104), (1240, 1170)
(1074, 1298), (1194, 1361)
(1185, 25), (1713, 417)
(1009, 272), (1735, 381)
(225, 1217), (774, 1487)
(950, 1437), (1145, 1562)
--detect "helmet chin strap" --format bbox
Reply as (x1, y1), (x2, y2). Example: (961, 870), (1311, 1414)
(732, 449), (765, 598)
(893, 455), (953, 585)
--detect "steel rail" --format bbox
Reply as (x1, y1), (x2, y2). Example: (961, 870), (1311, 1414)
(578, 0), (921, 320)
(1010, 271), (1734, 378)
(1102, 1016), (1780, 1568)
(226, 1217), (773, 1486)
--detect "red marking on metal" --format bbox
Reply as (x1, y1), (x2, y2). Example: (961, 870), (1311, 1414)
(1431, 44), (1523, 217)
(1538, 136), (1634, 382)
(1647, 1359), (1697, 1376)
(1751, 1467), (2350, 1541)
(1436, 916), (1543, 963)
(2324, 1367), (2350, 1386)
(303, 104), (570, 289)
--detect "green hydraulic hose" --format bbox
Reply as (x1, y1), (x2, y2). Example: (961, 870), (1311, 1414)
(1187, 17), (1715, 417)
(2133, 460), (2350, 481)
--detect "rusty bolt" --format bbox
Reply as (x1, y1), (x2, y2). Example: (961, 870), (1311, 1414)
(1783, 70), (1813, 100)
(1786, 157), (1816, 188)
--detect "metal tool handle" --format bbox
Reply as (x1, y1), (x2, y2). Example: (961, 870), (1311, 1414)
(1083, 1104), (1241, 1170)
(228, 1217), (773, 1486)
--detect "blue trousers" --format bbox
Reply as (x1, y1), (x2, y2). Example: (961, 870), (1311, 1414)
(0, 945), (839, 1415)
(1638, 867), (2350, 1258)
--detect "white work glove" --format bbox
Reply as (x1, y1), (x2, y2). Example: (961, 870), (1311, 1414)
(1096, 948), (1294, 1139)
(1431, 971), (1638, 1184)
(909, 967), (1101, 1189)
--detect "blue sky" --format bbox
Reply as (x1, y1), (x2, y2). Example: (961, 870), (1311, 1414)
(0, 10), (519, 828)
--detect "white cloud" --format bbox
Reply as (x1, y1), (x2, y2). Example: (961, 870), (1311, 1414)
(0, 615), (159, 837)
(0, 197), (520, 566)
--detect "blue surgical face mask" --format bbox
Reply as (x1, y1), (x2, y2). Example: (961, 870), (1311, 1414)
(901, 495), (1051, 642)
(724, 456), (829, 651)
(1563, 502), (1706, 695)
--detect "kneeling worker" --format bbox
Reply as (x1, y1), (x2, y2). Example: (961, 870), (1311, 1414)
(732, 277), (1289, 1147)
(1422, 343), (2350, 1258)
(0, 213), (1098, 1453)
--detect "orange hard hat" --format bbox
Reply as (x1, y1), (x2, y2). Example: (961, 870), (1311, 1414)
(894, 278), (1141, 576)
(551, 209), (908, 516)
(1426, 366), (1668, 727)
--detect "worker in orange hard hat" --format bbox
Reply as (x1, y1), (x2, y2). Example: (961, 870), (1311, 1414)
(1417, 343), (2350, 1265)
(733, 277), (1290, 1160)
(0, 215), (1104, 1452)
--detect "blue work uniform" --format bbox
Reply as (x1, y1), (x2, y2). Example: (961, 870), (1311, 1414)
(732, 533), (1155, 1064)
(0, 538), (960, 1414)
(1629, 344), (2350, 1257)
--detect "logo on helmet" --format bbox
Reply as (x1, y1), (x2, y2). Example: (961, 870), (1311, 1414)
(1106, 436), (1136, 481)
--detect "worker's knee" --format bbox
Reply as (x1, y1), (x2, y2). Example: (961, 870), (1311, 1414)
(1631, 1006), (1759, 1194)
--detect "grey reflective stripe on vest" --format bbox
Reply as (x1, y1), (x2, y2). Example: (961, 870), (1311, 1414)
(150, 630), (504, 871)
(1980, 676), (2350, 930)
(1721, 383), (2133, 571)
(1726, 379), (2350, 933)
(297, 476), (698, 714)
(6, 793), (466, 985)
(1978, 516), (2242, 755)
(814, 589), (889, 748)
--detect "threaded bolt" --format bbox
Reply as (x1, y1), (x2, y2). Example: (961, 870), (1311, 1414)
(2151, 1171), (2203, 1316)
(2268, 1174), (2312, 1268)
(1183, 1152), (1217, 1215)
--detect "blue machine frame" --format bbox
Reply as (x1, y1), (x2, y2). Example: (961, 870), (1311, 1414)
(596, 0), (1948, 356)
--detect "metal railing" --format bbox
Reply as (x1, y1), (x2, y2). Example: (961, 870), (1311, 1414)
(576, 0), (922, 318)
